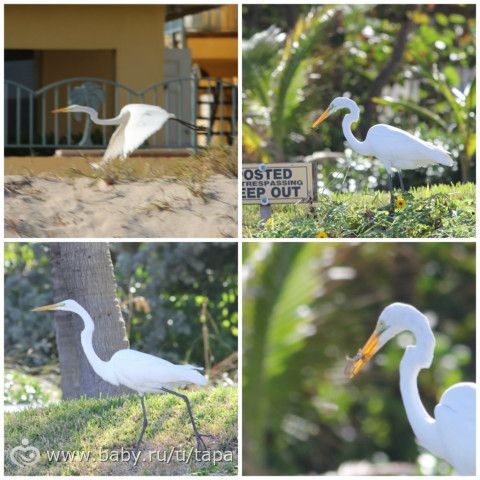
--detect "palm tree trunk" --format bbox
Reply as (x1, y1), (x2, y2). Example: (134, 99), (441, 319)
(50, 242), (129, 399)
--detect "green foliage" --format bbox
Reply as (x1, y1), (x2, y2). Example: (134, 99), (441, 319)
(4, 243), (55, 366)
(243, 244), (321, 468)
(242, 243), (475, 474)
(4, 370), (50, 406)
(5, 243), (238, 369)
(111, 243), (237, 368)
(243, 183), (475, 238)
(5, 386), (237, 475)
(243, 6), (338, 162)
(243, 4), (476, 184)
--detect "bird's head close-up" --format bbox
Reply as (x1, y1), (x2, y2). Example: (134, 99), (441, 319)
(51, 105), (81, 114)
(32, 298), (79, 313)
(312, 96), (357, 129)
(346, 303), (426, 379)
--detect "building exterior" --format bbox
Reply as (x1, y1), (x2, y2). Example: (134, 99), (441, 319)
(5, 4), (237, 152)
(185, 5), (238, 79)
(5, 5), (167, 91)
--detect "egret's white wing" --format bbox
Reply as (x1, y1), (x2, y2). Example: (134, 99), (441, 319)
(109, 349), (207, 393)
(438, 382), (476, 419)
(366, 124), (453, 170)
(102, 105), (172, 163)
(102, 111), (131, 163)
(122, 105), (171, 157)
(434, 382), (476, 475)
(101, 112), (130, 163)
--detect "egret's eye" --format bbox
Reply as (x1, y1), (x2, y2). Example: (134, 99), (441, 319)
(377, 320), (387, 333)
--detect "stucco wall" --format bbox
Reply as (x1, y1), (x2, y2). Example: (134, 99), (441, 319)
(5, 4), (166, 90)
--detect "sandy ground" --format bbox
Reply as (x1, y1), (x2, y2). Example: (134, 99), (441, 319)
(5, 175), (237, 238)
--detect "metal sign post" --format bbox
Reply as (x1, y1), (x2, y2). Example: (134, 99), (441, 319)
(259, 195), (272, 221)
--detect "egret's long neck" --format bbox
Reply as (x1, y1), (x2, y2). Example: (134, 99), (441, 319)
(74, 305), (115, 383)
(342, 111), (371, 156)
(399, 323), (443, 455)
(75, 106), (123, 126)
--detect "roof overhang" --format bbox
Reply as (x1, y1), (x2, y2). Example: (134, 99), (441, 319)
(166, 5), (216, 21)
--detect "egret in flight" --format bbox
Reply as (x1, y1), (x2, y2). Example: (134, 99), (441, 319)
(32, 299), (209, 452)
(312, 97), (454, 212)
(52, 104), (205, 164)
(346, 303), (475, 475)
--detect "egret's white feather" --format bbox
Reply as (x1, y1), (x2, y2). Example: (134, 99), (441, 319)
(102, 104), (173, 164)
(32, 299), (209, 451)
(366, 124), (454, 170)
(350, 303), (476, 475)
(435, 382), (476, 474)
(314, 97), (455, 173)
(109, 349), (207, 392)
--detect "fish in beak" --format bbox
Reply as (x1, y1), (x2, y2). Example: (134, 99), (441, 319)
(345, 324), (383, 379)
(31, 302), (64, 312)
(312, 106), (333, 129)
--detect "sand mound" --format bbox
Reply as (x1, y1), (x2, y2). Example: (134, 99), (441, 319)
(5, 175), (237, 238)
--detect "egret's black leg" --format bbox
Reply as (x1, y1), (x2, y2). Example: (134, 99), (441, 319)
(387, 172), (395, 213)
(134, 394), (148, 454)
(162, 388), (209, 450)
(397, 171), (405, 192)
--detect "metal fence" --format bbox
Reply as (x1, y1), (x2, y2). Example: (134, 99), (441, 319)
(4, 75), (237, 152)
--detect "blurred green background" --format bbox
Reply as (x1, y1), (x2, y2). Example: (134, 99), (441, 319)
(243, 4), (476, 190)
(242, 242), (475, 475)
(4, 242), (238, 406)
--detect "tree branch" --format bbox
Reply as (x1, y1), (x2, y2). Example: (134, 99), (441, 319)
(360, 16), (413, 136)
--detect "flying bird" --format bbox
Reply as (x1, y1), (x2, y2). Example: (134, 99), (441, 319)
(32, 299), (209, 452)
(346, 303), (475, 475)
(312, 97), (454, 212)
(52, 103), (205, 165)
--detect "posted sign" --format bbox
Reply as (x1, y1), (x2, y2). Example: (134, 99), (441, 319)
(242, 162), (316, 204)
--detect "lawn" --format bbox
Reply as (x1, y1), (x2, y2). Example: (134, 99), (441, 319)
(4, 386), (237, 476)
(243, 182), (475, 238)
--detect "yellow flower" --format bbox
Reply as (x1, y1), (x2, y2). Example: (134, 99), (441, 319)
(316, 230), (328, 238)
(395, 197), (406, 209)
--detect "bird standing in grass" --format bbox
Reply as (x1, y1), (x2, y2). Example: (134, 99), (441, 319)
(346, 303), (475, 475)
(52, 104), (205, 165)
(32, 299), (209, 453)
(312, 97), (454, 212)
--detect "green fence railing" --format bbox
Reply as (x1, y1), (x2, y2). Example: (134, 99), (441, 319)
(5, 75), (237, 152)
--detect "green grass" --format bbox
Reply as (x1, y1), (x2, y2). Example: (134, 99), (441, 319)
(4, 386), (237, 476)
(243, 182), (475, 238)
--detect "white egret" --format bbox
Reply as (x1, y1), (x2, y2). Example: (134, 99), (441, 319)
(52, 104), (205, 164)
(32, 299), (209, 452)
(346, 303), (475, 475)
(312, 97), (454, 211)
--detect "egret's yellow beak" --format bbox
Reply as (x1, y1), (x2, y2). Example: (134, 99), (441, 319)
(312, 107), (332, 129)
(346, 325), (382, 379)
(31, 302), (64, 312)
(51, 107), (70, 113)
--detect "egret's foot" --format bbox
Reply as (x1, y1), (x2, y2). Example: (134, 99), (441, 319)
(194, 431), (212, 450)
(132, 439), (146, 457)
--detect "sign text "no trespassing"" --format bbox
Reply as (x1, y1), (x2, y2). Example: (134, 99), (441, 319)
(242, 163), (315, 204)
